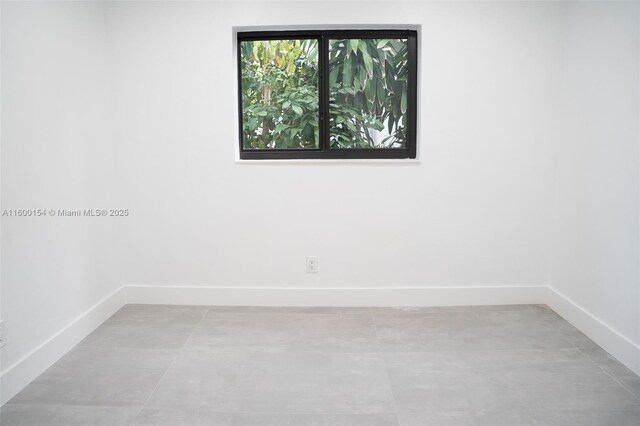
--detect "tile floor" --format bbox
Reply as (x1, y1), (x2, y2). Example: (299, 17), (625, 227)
(2, 304), (639, 426)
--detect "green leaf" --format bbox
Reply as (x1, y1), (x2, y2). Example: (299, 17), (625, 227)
(273, 123), (290, 134)
(329, 67), (339, 88)
(350, 39), (359, 54)
(391, 39), (405, 53)
(257, 110), (268, 117)
(308, 43), (318, 61)
(362, 49), (373, 75)
(343, 59), (352, 86)
(282, 101), (291, 109)
(303, 125), (312, 141)
(292, 105), (303, 115)
(289, 128), (301, 138)
(365, 79), (374, 102)
(377, 79), (385, 103)
(247, 118), (258, 132)
(352, 74), (360, 95)
(359, 67), (367, 91)
(376, 39), (389, 49)
(400, 91), (407, 114)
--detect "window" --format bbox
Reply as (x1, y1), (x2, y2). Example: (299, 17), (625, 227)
(237, 30), (418, 160)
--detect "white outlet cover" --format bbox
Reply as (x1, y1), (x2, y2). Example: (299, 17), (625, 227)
(307, 256), (318, 273)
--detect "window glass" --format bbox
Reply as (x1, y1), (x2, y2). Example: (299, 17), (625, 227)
(240, 39), (319, 150)
(328, 38), (409, 149)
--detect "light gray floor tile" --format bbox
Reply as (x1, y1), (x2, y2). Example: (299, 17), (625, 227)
(133, 408), (398, 426)
(0, 404), (140, 426)
(583, 346), (633, 371)
(385, 349), (640, 414)
(79, 304), (208, 350)
(186, 312), (379, 352)
(9, 347), (176, 406)
(472, 409), (640, 426)
(531, 306), (606, 350)
(397, 409), (640, 426)
(144, 350), (396, 414)
(79, 321), (196, 350)
(579, 346), (640, 399)
(372, 306), (574, 352)
(616, 374), (640, 400)
(5, 304), (640, 426)
(109, 304), (210, 321)
(531, 306), (640, 399)
(396, 411), (475, 426)
(371, 305), (539, 317)
(44, 346), (177, 378)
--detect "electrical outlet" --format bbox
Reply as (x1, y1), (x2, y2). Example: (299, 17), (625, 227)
(0, 320), (6, 348)
(307, 256), (318, 273)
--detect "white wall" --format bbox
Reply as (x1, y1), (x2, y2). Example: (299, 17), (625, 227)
(549, 1), (640, 371)
(1, 1), (123, 402)
(110, 1), (561, 290)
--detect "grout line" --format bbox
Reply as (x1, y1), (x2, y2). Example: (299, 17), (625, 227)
(369, 309), (401, 425)
(127, 305), (212, 426)
(576, 346), (640, 403)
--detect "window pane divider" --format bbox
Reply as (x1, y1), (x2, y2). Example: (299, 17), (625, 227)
(320, 34), (329, 155)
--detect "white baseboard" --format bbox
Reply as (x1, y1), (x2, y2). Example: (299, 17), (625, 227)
(124, 284), (548, 307)
(0, 286), (126, 406)
(547, 286), (640, 376)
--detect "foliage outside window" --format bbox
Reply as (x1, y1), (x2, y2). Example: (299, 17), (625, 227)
(238, 30), (417, 159)
(241, 39), (320, 150)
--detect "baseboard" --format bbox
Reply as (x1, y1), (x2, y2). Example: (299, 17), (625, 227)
(547, 286), (640, 376)
(124, 284), (548, 307)
(0, 286), (126, 406)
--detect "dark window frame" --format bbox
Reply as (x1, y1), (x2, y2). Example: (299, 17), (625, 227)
(237, 29), (418, 160)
